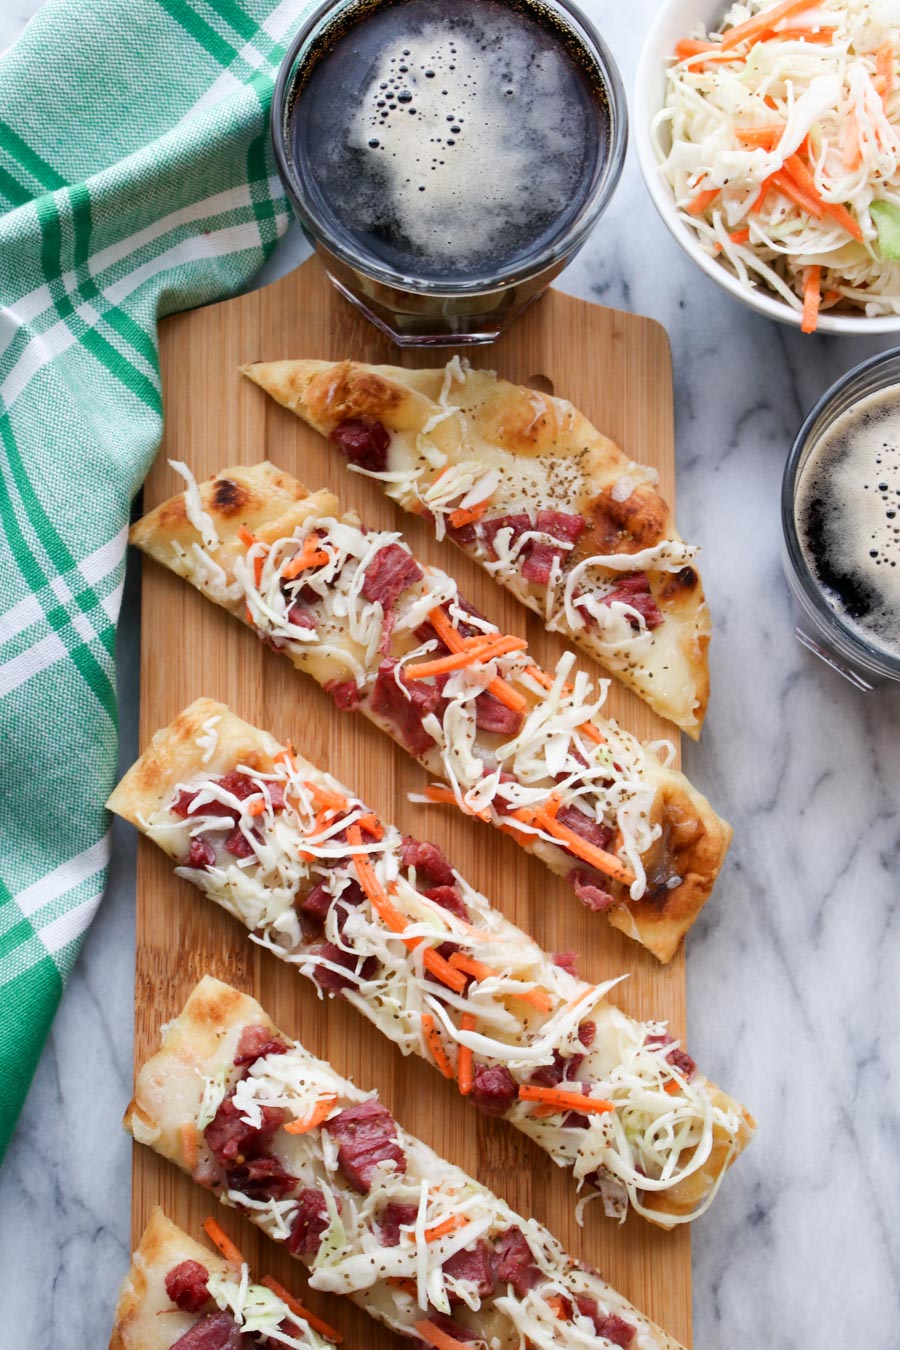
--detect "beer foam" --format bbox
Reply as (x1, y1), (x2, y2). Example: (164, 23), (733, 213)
(300, 0), (599, 279)
(797, 385), (900, 659)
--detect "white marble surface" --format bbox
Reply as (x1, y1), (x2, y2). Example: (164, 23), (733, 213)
(3, 1), (900, 1346)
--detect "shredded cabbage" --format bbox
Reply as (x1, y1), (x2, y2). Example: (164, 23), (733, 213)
(145, 739), (748, 1230)
(206, 1267), (326, 1347)
(653, 0), (900, 322)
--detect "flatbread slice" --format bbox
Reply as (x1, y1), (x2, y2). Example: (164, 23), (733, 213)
(241, 358), (710, 737)
(109, 698), (753, 1229)
(125, 975), (687, 1350)
(110, 1205), (332, 1348)
(129, 461), (731, 962)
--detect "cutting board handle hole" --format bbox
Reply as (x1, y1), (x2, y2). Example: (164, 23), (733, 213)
(525, 373), (554, 396)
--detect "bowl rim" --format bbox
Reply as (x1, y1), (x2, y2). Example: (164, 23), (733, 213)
(633, 0), (900, 336)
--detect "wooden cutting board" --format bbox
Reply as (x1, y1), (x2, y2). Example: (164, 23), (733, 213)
(132, 255), (691, 1346)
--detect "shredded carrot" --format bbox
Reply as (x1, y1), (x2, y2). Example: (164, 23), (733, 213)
(244, 602), (256, 628)
(734, 125), (783, 148)
(427, 605), (463, 647)
(306, 781), (348, 812)
(415, 1319), (474, 1350)
(422, 947), (469, 994)
(481, 673), (527, 714)
(446, 952), (552, 1011)
(778, 24), (837, 41)
(771, 168), (823, 218)
(877, 40), (894, 103)
(674, 38), (717, 57)
(448, 500), (489, 529)
(387, 1277), (418, 1297)
(401, 641), (492, 678)
(299, 806), (334, 860)
(729, 227), (751, 244)
(284, 1095), (337, 1134)
(237, 525), (256, 549)
(448, 951), (495, 981)
(424, 1213), (467, 1242)
(673, 38), (740, 66)
(750, 176), (773, 213)
(180, 1121), (199, 1169)
(843, 111), (862, 171)
(457, 1013), (476, 1095)
(686, 185), (720, 215)
(783, 153), (826, 204)
(511, 802), (636, 887)
(201, 1217), (245, 1270)
(357, 811), (385, 839)
(802, 265), (821, 334)
(282, 534), (330, 580)
(347, 824), (409, 934)
(776, 156), (864, 239)
(823, 199), (864, 241)
(664, 1080), (681, 1096)
(274, 745), (296, 770)
(405, 634), (527, 680)
(260, 1276), (343, 1344)
(248, 796), (268, 817)
(422, 783), (491, 821)
(545, 1294), (570, 1320)
(720, 0), (811, 48)
(498, 819), (532, 844)
(518, 1084), (616, 1115)
(421, 1012), (455, 1079)
(428, 606), (527, 713)
(517, 986), (554, 1013)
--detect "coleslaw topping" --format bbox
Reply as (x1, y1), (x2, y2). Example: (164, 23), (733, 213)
(654, 0), (900, 328)
(184, 1035), (669, 1347)
(203, 512), (673, 902)
(142, 728), (748, 1227)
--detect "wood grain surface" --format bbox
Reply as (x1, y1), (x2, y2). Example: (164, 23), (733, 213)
(131, 256), (691, 1346)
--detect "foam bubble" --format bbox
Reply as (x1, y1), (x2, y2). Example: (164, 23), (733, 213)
(797, 384), (900, 659)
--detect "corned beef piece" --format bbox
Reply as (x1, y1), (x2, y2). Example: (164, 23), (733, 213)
(361, 542), (423, 610)
(165, 1260), (210, 1313)
(492, 1226), (541, 1297)
(470, 1064), (518, 1117)
(324, 1099), (406, 1193)
(288, 1188), (331, 1259)
(204, 1092), (284, 1167)
(370, 658), (446, 757)
(443, 1239), (495, 1301)
(330, 418), (390, 473)
(400, 837), (456, 887)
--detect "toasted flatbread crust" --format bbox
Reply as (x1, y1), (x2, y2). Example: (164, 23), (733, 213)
(109, 1208), (231, 1350)
(129, 464), (729, 961)
(108, 697), (284, 832)
(242, 359), (710, 737)
(126, 978), (689, 1349)
(111, 701), (752, 1219)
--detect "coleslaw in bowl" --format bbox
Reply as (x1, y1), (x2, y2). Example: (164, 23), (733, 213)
(635, 0), (900, 333)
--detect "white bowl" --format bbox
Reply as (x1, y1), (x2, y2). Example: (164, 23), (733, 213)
(633, 0), (900, 335)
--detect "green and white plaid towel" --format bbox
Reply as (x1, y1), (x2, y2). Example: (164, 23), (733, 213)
(0, 0), (316, 1162)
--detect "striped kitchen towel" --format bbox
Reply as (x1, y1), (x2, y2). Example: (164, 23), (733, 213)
(0, 0), (314, 1162)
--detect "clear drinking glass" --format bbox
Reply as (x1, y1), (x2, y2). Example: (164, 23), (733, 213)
(782, 348), (900, 690)
(271, 0), (627, 346)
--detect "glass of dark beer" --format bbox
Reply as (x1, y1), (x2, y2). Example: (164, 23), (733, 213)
(783, 348), (900, 690)
(272, 0), (626, 345)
